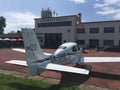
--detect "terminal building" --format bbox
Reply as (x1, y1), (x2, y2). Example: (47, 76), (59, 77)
(35, 9), (120, 48)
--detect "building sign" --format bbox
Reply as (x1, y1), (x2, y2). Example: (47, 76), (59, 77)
(39, 17), (69, 22)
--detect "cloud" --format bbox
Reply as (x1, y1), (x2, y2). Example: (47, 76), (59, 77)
(96, 7), (120, 15)
(96, 0), (100, 1)
(95, 0), (120, 8)
(94, 0), (120, 19)
(3, 11), (39, 34)
(70, 0), (86, 4)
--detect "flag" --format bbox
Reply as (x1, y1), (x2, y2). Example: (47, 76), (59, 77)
(77, 21), (84, 28)
(56, 13), (58, 16)
(53, 11), (58, 17)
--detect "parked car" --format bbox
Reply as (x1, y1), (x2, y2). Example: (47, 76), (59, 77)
(103, 45), (120, 52)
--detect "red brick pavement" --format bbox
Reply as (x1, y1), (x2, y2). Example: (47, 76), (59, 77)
(0, 48), (120, 90)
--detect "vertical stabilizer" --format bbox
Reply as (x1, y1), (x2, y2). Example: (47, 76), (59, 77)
(22, 28), (48, 75)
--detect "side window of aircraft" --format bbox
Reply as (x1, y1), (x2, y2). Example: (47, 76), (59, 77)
(72, 45), (77, 52)
(58, 46), (67, 49)
(62, 46), (67, 49)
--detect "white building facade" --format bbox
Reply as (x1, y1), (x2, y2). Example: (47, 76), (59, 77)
(35, 15), (120, 48)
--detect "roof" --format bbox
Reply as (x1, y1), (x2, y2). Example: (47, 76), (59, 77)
(34, 15), (78, 20)
(83, 20), (120, 24)
(34, 14), (120, 25)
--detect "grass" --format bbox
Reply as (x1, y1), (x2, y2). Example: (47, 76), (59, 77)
(0, 73), (81, 90)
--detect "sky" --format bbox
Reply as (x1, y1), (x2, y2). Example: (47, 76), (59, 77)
(0, 0), (120, 34)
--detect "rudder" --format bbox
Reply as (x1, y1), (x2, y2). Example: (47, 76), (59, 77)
(22, 28), (48, 75)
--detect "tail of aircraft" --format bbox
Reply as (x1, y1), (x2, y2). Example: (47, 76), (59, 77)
(22, 28), (48, 75)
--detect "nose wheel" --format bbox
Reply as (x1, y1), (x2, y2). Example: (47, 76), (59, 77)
(74, 63), (91, 71)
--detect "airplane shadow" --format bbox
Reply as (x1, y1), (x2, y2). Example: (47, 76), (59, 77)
(59, 71), (120, 85)
(59, 72), (89, 85)
(90, 71), (120, 80)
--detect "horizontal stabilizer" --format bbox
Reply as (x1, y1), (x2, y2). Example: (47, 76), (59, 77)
(5, 60), (27, 66)
(12, 48), (52, 56)
(12, 48), (25, 53)
(81, 57), (120, 63)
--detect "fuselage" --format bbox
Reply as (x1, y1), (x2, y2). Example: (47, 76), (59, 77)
(51, 42), (83, 65)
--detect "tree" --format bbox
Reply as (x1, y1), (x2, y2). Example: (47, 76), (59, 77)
(8, 31), (16, 35)
(17, 30), (22, 35)
(0, 16), (6, 34)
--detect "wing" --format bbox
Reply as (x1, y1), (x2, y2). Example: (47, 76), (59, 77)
(81, 57), (120, 62)
(12, 48), (52, 56)
(5, 60), (89, 75)
(46, 63), (89, 75)
(12, 48), (25, 53)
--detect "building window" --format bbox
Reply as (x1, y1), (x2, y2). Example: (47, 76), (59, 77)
(119, 27), (120, 33)
(103, 40), (114, 46)
(89, 28), (99, 33)
(119, 40), (120, 46)
(104, 27), (114, 33)
(77, 40), (85, 45)
(37, 21), (72, 27)
(77, 28), (85, 33)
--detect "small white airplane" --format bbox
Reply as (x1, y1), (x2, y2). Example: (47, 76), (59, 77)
(5, 29), (120, 76)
